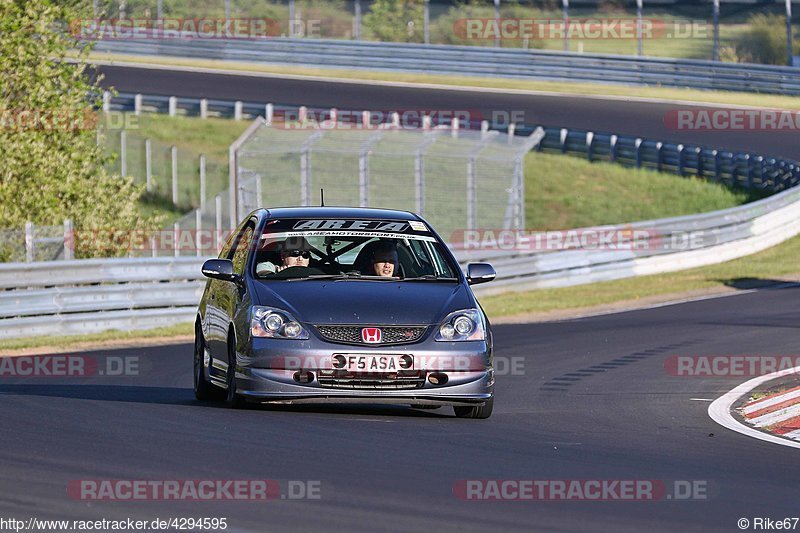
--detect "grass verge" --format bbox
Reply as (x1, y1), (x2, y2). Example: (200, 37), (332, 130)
(0, 322), (193, 353)
(479, 232), (800, 319)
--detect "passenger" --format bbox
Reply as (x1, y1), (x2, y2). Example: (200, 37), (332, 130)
(370, 246), (399, 277)
(256, 237), (312, 275)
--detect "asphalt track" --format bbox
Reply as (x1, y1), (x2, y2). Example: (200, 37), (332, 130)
(96, 64), (800, 160)
(2, 285), (800, 532)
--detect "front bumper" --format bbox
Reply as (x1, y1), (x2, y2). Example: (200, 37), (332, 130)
(233, 337), (494, 406)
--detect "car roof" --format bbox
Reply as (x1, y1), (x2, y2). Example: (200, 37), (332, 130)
(259, 206), (422, 221)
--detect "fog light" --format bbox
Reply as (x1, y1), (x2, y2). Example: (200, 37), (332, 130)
(428, 372), (449, 385)
(293, 370), (314, 384)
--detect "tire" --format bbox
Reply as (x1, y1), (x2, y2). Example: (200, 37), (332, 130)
(453, 397), (493, 419)
(193, 324), (215, 401)
(224, 333), (246, 409)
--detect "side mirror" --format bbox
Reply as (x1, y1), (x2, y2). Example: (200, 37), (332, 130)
(202, 259), (239, 282)
(466, 263), (496, 285)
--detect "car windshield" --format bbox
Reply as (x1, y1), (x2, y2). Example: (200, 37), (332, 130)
(252, 218), (458, 281)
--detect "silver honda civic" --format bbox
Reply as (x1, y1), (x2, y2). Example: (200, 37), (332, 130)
(195, 206), (496, 418)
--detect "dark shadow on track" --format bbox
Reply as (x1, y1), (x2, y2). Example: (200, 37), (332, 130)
(720, 278), (800, 290)
(0, 384), (453, 417)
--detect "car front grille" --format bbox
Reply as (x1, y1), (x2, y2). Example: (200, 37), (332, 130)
(315, 325), (427, 345)
(317, 370), (426, 390)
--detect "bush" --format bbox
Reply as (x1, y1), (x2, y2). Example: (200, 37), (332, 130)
(735, 13), (797, 65)
(0, 0), (156, 258)
(363, 0), (425, 43)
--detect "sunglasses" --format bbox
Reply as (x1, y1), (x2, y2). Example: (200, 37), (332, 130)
(285, 250), (311, 259)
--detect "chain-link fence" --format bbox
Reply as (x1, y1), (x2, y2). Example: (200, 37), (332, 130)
(91, 1), (799, 64)
(223, 119), (542, 244)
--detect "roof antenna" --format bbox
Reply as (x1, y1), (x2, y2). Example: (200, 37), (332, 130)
(320, 188), (325, 207)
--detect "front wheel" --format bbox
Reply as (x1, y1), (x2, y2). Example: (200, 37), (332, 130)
(453, 397), (493, 419)
(193, 325), (215, 401)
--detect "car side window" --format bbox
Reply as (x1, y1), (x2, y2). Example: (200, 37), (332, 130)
(218, 229), (238, 259)
(231, 225), (255, 276)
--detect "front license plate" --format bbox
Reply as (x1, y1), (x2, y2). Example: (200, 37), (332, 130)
(344, 355), (404, 372)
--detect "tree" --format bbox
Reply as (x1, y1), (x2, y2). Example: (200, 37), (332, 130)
(363, 0), (425, 43)
(0, 0), (151, 258)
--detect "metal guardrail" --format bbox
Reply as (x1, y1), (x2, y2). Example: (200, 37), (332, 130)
(94, 39), (800, 95)
(2, 178), (800, 339)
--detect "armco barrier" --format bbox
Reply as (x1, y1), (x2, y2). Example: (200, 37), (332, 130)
(2, 182), (800, 338)
(93, 39), (800, 95)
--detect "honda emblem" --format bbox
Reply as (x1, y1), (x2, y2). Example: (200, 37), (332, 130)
(362, 327), (382, 343)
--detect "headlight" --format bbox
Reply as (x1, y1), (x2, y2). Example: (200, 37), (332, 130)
(251, 306), (309, 340)
(435, 309), (485, 342)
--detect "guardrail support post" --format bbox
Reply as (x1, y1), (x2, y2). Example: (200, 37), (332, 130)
(655, 142), (663, 172)
(609, 135), (618, 163)
(745, 154), (754, 189)
(586, 131), (594, 162)
(199, 154), (206, 210)
(145, 139), (152, 191)
(215, 195), (223, 251)
(168, 96), (177, 117)
(467, 157), (477, 231)
(560, 128), (568, 153)
(234, 101), (243, 121)
(677, 144), (685, 176)
(452, 117), (459, 138)
(265, 103), (274, 125)
(171, 146), (178, 206)
(120, 129), (127, 176)
(415, 152), (425, 215)
(713, 150), (721, 181)
(507, 123), (515, 143)
(200, 98), (208, 119)
(102, 91), (111, 113)
(358, 151), (368, 207)
(196, 210), (202, 258)
(635, 138), (643, 168)
(256, 174), (263, 208)
(25, 222), (34, 263)
(695, 147), (704, 178)
(173, 222), (180, 257)
(134, 93), (142, 116)
(63, 219), (73, 261)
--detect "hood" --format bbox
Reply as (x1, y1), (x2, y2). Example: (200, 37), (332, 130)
(251, 280), (473, 325)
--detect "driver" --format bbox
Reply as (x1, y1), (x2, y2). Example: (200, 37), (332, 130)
(256, 236), (312, 275)
(370, 246), (399, 277)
